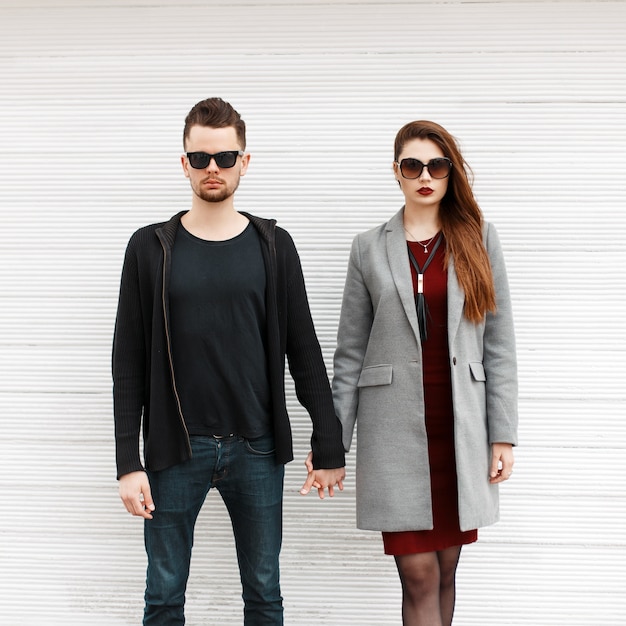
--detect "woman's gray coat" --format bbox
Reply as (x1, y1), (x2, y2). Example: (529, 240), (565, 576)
(332, 208), (518, 532)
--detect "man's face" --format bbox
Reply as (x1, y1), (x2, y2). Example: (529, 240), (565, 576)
(182, 125), (249, 204)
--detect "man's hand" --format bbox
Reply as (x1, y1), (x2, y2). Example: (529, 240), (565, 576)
(300, 451), (345, 499)
(489, 442), (515, 484)
(119, 470), (155, 519)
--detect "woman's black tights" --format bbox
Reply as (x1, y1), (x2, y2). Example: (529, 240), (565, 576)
(394, 545), (462, 626)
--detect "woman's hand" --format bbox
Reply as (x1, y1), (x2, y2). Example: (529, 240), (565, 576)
(489, 443), (514, 484)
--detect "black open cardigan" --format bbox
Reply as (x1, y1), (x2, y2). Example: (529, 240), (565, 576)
(112, 211), (345, 479)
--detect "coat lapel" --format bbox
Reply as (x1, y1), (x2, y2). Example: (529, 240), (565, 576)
(385, 208), (466, 348)
(446, 254), (465, 347)
(386, 208), (422, 344)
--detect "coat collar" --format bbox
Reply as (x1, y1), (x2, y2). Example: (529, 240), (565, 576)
(384, 207), (465, 347)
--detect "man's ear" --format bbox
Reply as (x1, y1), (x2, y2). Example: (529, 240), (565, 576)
(181, 154), (190, 178)
(239, 152), (251, 176)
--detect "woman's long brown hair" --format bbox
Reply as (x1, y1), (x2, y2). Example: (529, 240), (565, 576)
(394, 121), (496, 323)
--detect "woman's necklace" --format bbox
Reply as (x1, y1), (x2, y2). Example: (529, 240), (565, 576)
(404, 226), (439, 253)
(406, 232), (444, 342)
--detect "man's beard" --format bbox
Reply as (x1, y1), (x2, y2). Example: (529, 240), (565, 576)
(193, 176), (240, 204)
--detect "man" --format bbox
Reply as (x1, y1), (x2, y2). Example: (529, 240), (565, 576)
(113, 97), (345, 625)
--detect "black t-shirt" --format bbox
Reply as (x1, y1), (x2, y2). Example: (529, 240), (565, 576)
(169, 222), (271, 437)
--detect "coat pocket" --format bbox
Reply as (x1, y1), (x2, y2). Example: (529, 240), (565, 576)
(469, 361), (486, 382)
(357, 364), (393, 388)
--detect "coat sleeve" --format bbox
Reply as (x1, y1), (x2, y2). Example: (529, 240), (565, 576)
(483, 223), (519, 445)
(281, 232), (346, 469)
(112, 233), (147, 478)
(332, 235), (374, 452)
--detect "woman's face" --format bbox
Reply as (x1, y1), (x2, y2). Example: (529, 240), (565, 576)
(394, 138), (449, 211)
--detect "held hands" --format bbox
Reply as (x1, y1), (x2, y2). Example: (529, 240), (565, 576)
(489, 442), (515, 484)
(119, 470), (155, 519)
(300, 451), (346, 499)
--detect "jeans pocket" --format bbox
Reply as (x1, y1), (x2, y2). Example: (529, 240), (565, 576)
(244, 432), (276, 456)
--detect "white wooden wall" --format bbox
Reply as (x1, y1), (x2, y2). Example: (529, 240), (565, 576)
(1, 1), (625, 624)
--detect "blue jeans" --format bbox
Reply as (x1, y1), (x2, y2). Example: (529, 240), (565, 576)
(143, 433), (284, 625)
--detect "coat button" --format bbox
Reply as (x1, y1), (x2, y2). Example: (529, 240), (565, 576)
(452, 357), (457, 365)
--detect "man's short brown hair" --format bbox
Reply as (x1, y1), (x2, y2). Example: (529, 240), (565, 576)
(183, 98), (246, 149)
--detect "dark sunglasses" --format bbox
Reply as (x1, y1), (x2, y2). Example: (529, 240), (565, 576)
(396, 157), (452, 180)
(186, 150), (244, 169)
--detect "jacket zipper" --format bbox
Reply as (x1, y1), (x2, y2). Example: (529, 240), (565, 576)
(160, 236), (192, 456)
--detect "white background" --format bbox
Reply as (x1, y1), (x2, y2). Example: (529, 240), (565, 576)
(0, 1), (625, 624)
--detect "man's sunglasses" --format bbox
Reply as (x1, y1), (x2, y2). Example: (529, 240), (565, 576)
(186, 150), (244, 169)
(396, 157), (452, 180)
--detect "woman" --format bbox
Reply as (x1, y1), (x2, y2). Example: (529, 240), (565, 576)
(332, 121), (518, 625)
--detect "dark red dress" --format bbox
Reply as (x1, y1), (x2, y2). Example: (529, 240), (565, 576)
(382, 237), (478, 555)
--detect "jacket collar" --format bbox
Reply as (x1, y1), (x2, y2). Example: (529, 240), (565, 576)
(241, 211), (277, 243)
(384, 207), (465, 347)
(156, 210), (277, 249)
(157, 211), (186, 249)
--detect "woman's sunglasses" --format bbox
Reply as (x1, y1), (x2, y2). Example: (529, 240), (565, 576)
(186, 150), (244, 169)
(396, 157), (452, 180)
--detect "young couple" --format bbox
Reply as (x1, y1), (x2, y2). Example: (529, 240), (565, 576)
(113, 97), (518, 626)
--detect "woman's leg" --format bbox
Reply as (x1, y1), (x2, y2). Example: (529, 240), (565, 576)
(437, 545), (462, 626)
(394, 545), (463, 626)
(394, 551), (442, 626)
